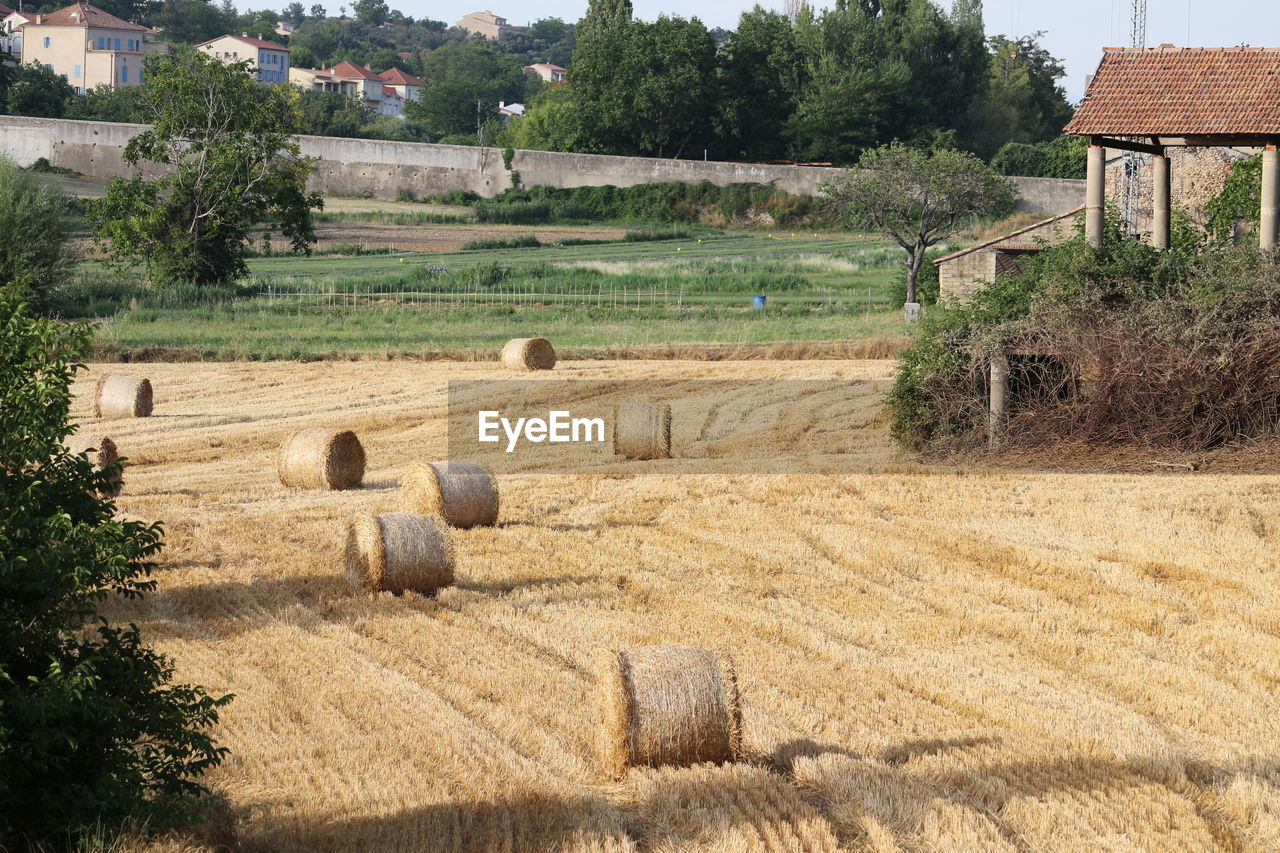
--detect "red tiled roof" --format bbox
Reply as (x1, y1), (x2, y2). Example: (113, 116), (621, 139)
(378, 67), (424, 86)
(327, 60), (380, 80)
(0, 5), (14, 17)
(25, 2), (146, 30)
(197, 33), (289, 51)
(1066, 47), (1280, 136)
(381, 86), (400, 98)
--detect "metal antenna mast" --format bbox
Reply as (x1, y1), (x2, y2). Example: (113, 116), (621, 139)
(1120, 0), (1148, 236)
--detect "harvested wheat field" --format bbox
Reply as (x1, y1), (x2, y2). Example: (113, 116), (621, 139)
(72, 360), (1280, 852)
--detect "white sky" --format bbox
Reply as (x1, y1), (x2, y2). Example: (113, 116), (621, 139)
(280, 0), (1280, 103)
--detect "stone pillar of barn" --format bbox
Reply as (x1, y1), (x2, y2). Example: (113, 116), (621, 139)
(1152, 152), (1171, 250)
(1086, 140), (1106, 247)
(988, 353), (1010, 449)
(1262, 144), (1279, 251)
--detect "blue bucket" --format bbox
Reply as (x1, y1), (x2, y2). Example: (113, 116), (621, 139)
(752, 295), (767, 309)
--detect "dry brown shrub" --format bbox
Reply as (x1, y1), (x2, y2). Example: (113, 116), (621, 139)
(1001, 312), (1280, 450)
(613, 403), (672, 460)
(345, 512), (454, 594)
(94, 374), (153, 418)
(278, 428), (365, 489)
(401, 461), (500, 528)
(502, 337), (558, 371)
(596, 645), (742, 779)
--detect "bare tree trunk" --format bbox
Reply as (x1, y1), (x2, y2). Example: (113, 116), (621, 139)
(905, 248), (922, 306)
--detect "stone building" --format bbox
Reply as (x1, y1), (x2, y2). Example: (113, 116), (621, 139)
(935, 207), (1082, 305)
(1104, 145), (1252, 233)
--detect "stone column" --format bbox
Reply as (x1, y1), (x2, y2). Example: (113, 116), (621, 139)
(1086, 142), (1106, 247)
(1262, 144), (1279, 251)
(1152, 153), (1171, 250)
(988, 353), (1010, 449)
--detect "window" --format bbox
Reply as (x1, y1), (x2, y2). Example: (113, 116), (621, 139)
(120, 64), (127, 82)
(113, 38), (121, 50)
(98, 37), (105, 48)
(42, 36), (50, 48)
(74, 64), (81, 78)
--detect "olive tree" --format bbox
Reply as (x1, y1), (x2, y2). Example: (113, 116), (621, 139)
(821, 143), (1016, 312)
(90, 50), (322, 286)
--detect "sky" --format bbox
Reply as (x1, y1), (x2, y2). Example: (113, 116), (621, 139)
(367, 0), (1280, 102)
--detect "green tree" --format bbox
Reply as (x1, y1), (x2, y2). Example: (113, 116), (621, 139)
(716, 7), (806, 161)
(0, 154), (76, 314)
(0, 285), (231, 844)
(298, 88), (373, 136)
(284, 1), (307, 24)
(151, 0), (233, 45)
(407, 41), (528, 139)
(66, 83), (147, 123)
(352, 0), (388, 27)
(958, 33), (1074, 159)
(990, 134), (1085, 178)
(1, 62), (76, 118)
(90, 51), (321, 286)
(821, 142), (1015, 306)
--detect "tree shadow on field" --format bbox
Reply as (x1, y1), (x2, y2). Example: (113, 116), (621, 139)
(773, 736), (1280, 850)
(250, 789), (632, 853)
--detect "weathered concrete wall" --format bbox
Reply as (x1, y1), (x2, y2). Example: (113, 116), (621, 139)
(0, 115), (1085, 214)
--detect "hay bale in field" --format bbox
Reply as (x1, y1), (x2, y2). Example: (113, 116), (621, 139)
(64, 434), (122, 496)
(401, 461), (499, 528)
(93, 375), (153, 419)
(613, 402), (672, 460)
(278, 428), (365, 490)
(345, 512), (454, 594)
(596, 645), (742, 778)
(502, 337), (557, 371)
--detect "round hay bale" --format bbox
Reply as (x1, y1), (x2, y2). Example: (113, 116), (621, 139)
(401, 461), (499, 528)
(278, 428), (365, 490)
(93, 375), (153, 419)
(596, 644), (742, 778)
(502, 337), (557, 371)
(345, 512), (454, 594)
(64, 434), (122, 496)
(613, 402), (672, 460)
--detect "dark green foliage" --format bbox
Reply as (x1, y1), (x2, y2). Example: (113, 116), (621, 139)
(89, 52), (321, 286)
(1, 62), (77, 118)
(0, 286), (231, 845)
(471, 181), (816, 226)
(298, 89), (374, 138)
(0, 155), (76, 314)
(991, 135), (1086, 179)
(957, 34), (1075, 160)
(461, 235), (542, 250)
(1206, 155), (1262, 243)
(713, 8), (805, 162)
(405, 41), (531, 139)
(65, 84), (147, 124)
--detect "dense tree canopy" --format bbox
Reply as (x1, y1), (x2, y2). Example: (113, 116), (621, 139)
(90, 51), (321, 285)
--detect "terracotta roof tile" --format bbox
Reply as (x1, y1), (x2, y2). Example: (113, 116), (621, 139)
(26, 2), (146, 30)
(327, 60), (380, 80)
(378, 67), (424, 86)
(1066, 47), (1280, 136)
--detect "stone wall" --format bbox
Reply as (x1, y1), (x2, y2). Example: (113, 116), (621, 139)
(1104, 146), (1252, 234)
(0, 115), (1086, 215)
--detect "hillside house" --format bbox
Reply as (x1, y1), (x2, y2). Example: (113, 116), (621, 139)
(456, 10), (513, 40)
(291, 60), (413, 116)
(523, 62), (566, 83)
(378, 67), (423, 102)
(0, 6), (26, 56)
(935, 207), (1083, 304)
(197, 34), (290, 84)
(20, 3), (165, 93)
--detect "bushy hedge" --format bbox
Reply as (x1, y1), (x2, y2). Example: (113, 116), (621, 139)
(888, 216), (1280, 451)
(467, 181), (819, 226)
